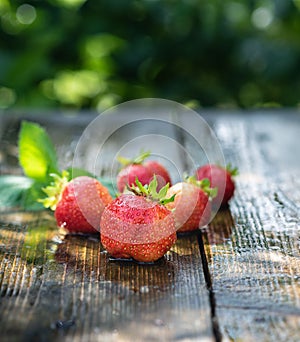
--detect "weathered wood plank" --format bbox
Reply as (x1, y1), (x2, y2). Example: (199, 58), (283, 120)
(0, 112), (214, 341)
(0, 213), (213, 342)
(2, 109), (300, 341)
(202, 112), (300, 342)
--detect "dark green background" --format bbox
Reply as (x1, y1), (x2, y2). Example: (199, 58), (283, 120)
(1, 0), (300, 110)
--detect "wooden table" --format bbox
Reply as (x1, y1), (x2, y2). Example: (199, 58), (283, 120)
(0, 109), (299, 341)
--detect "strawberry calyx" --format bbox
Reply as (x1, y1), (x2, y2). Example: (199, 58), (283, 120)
(128, 176), (175, 205)
(38, 170), (69, 210)
(117, 150), (151, 166)
(186, 175), (218, 199)
(226, 163), (239, 176)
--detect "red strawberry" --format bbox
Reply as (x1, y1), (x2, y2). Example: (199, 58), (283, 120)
(144, 160), (172, 190)
(166, 177), (215, 233)
(100, 177), (176, 263)
(40, 171), (113, 234)
(116, 150), (172, 193)
(117, 164), (152, 194)
(195, 164), (238, 208)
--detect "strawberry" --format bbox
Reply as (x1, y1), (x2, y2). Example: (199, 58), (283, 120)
(195, 164), (238, 208)
(117, 164), (152, 194)
(39, 171), (113, 234)
(116, 150), (172, 193)
(100, 177), (176, 263)
(165, 176), (216, 233)
(144, 160), (172, 190)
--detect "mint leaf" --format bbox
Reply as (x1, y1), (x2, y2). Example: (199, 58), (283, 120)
(19, 121), (59, 183)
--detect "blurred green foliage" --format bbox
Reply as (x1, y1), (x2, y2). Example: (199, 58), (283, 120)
(1, 0), (300, 110)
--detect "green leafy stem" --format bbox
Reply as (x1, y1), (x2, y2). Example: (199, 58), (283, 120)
(0, 121), (115, 211)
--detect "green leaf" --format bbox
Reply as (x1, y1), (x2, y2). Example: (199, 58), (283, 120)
(0, 175), (33, 209)
(22, 182), (47, 211)
(226, 163), (239, 176)
(19, 121), (59, 183)
(186, 176), (217, 199)
(133, 150), (151, 164)
(117, 150), (151, 166)
(160, 194), (175, 205)
(209, 187), (218, 200)
(157, 182), (169, 199)
(128, 176), (175, 205)
(116, 155), (132, 166)
(0, 173), (117, 211)
(135, 177), (148, 195)
(201, 178), (210, 187)
(0, 175), (49, 211)
(148, 176), (158, 198)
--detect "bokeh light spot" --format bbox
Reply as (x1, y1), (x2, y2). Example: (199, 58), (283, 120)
(96, 94), (120, 112)
(52, 70), (104, 106)
(53, 0), (87, 9)
(16, 4), (36, 25)
(0, 87), (16, 108)
(251, 7), (273, 29)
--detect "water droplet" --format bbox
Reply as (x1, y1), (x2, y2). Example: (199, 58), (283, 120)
(140, 285), (149, 294)
(154, 318), (165, 326)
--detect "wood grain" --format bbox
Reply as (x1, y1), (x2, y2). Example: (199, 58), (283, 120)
(0, 112), (214, 342)
(1, 110), (300, 341)
(203, 112), (300, 342)
(0, 213), (213, 342)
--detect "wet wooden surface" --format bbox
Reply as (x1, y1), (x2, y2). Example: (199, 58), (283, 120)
(0, 109), (300, 341)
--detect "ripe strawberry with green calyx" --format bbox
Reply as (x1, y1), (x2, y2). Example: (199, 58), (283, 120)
(116, 150), (172, 193)
(143, 159), (172, 188)
(165, 176), (216, 233)
(195, 163), (238, 208)
(39, 170), (113, 234)
(100, 176), (176, 263)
